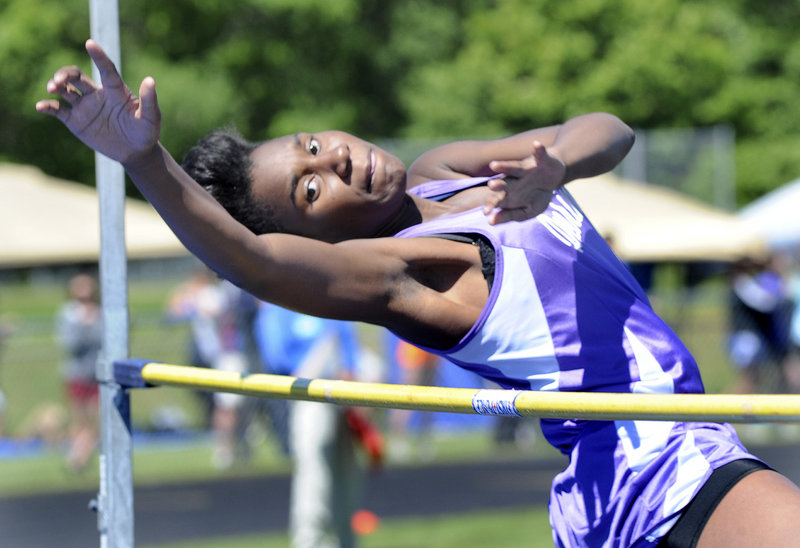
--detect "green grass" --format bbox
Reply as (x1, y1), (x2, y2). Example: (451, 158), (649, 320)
(0, 425), (561, 498)
(140, 505), (554, 548)
(0, 436), (290, 498)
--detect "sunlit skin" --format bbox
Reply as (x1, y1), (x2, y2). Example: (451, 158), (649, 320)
(35, 38), (800, 548)
(248, 128), (602, 243)
(249, 131), (424, 242)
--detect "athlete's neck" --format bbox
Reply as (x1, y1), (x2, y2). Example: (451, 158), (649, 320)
(373, 193), (458, 237)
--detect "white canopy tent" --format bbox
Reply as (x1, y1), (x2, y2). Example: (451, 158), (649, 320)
(0, 163), (188, 268)
(739, 176), (800, 251)
(1, 162), (766, 268)
(568, 173), (767, 263)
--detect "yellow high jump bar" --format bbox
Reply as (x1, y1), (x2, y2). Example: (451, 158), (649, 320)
(115, 360), (800, 423)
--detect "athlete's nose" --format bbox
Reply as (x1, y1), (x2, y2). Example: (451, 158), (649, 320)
(322, 143), (351, 180)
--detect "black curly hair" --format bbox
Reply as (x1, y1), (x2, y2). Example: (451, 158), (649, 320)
(181, 127), (285, 235)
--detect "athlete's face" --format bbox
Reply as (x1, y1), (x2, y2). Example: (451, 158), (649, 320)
(249, 131), (408, 242)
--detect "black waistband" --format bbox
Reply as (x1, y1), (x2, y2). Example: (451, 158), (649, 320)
(657, 458), (771, 548)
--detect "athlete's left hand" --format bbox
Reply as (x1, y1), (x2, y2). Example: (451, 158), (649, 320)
(483, 140), (566, 224)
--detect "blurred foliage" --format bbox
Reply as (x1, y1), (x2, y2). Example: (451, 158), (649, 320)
(3, 0), (800, 203)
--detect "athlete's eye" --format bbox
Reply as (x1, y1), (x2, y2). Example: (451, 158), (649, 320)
(309, 138), (321, 155)
(304, 177), (320, 202)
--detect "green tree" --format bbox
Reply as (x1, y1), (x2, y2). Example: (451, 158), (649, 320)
(5, 0), (800, 204)
(1, 0), (94, 181)
(11, 0), (474, 189)
(395, 0), (800, 202)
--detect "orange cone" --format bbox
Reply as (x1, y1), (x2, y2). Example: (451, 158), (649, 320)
(351, 509), (380, 535)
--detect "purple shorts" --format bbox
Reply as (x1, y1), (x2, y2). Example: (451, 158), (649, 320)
(548, 420), (758, 547)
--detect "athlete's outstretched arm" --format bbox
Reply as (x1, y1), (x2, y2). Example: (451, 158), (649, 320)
(408, 113), (635, 223)
(36, 40), (269, 287)
(35, 40), (416, 326)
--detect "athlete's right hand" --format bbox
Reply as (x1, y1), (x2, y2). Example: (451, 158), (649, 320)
(483, 140), (566, 225)
(36, 39), (161, 165)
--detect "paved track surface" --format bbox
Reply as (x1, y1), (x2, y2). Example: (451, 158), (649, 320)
(1, 443), (798, 547)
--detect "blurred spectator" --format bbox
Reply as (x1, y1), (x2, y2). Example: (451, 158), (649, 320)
(166, 270), (255, 469)
(385, 336), (440, 462)
(782, 256), (800, 391)
(492, 405), (538, 451)
(166, 268), (220, 428)
(726, 256), (792, 393)
(54, 273), (102, 471)
(254, 304), (382, 548)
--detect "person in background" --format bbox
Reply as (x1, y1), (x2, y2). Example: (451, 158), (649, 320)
(777, 254), (800, 391)
(254, 303), (381, 548)
(55, 273), (102, 471)
(166, 268), (222, 428)
(166, 269), (253, 469)
(385, 336), (440, 462)
(727, 256), (792, 394)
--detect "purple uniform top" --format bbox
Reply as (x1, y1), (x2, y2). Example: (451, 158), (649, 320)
(394, 177), (757, 547)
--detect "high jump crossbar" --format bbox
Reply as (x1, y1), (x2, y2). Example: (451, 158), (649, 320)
(115, 359), (800, 423)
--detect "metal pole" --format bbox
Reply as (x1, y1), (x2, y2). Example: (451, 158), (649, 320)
(89, 0), (135, 546)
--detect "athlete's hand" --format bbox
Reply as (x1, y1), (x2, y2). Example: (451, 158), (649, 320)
(483, 141), (566, 224)
(36, 39), (161, 165)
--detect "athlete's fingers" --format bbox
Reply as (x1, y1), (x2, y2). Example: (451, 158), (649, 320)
(35, 99), (69, 121)
(50, 65), (82, 85)
(137, 76), (160, 121)
(487, 208), (522, 225)
(532, 140), (566, 180)
(485, 176), (530, 210)
(489, 160), (504, 174)
(57, 68), (97, 96)
(490, 159), (532, 178)
(483, 179), (509, 214)
(483, 195), (503, 216)
(490, 141), (543, 176)
(85, 39), (124, 90)
(47, 68), (80, 97)
(486, 177), (508, 194)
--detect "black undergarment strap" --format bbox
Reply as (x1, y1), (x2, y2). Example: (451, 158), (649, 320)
(657, 459), (771, 548)
(428, 233), (495, 291)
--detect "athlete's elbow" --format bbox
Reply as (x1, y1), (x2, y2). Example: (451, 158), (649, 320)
(602, 113), (635, 162)
(621, 122), (635, 154)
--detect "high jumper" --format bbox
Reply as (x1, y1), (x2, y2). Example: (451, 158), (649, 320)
(38, 39), (800, 547)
